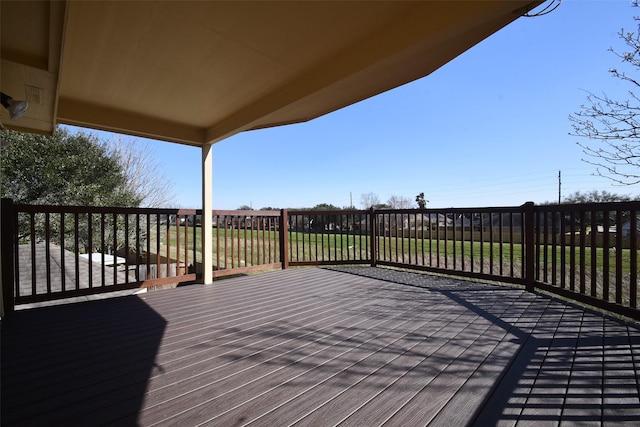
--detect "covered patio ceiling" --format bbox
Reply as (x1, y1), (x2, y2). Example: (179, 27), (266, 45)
(1, 0), (543, 147)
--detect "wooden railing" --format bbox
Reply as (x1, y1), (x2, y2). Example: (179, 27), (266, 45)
(211, 210), (282, 277)
(372, 206), (527, 285)
(532, 202), (639, 320)
(284, 203), (639, 320)
(286, 209), (372, 266)
(2, 199), (639, 320)
(1, 199), (201, 309)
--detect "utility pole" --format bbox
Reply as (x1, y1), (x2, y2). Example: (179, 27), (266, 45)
(558, 170), (561, 204)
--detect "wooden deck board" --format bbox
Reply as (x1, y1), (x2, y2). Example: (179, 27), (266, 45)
(3, 266), (640, 426)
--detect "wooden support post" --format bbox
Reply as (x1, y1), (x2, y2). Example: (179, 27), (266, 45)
(523, 201), (535, 292)
(201, 143), (213, 284)
(1, 198), (16, 316)
(369, 207), (377, 267)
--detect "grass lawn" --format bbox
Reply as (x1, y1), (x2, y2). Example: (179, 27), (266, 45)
(153, 227), (635, 287)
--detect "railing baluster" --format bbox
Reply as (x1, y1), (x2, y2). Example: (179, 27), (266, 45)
(543, 211), (549, 283)
(413, 212), (418, 267)
(145, 213), (151, 279)
(193, 215), (198, 272)
(353, 214), (358, 261)
(443, 212), (448, 270)
(603, 211), (610, 301)
(616, 210), (623, 305)
(468, 212), (472, 272)
(124, 213), (130, 283)
(166, 215), (171, 277)
(29, 212), (36, 296)
(336, 213), (340, 261)
(291, 214), (296, 262)
(113, 212), (118, 285)
(398, 212), (404, 265)
(630, 210), (638, 308)
(520, 212), (524, 280)
(360, 213), (364, 261)
(242, 215), (247, 267)
(60, 213), (66, 293)
(271, 215), (275, 263)
(579, 210), (586, 295)
(156, 213), (161, 278)
(490, 212), (495, 275)
(256, 215), (261, 266)
(420, 212), (425, 267)
(498, 212), (503, 276)
(479, 212), (484, 274)
(74, 212), (80, 290)
(176, 214), (181, 273)
(559, 209), (566, 289)
(460, 213), (465, 271)
(45, 212), (51, 295)
(551, 211), (558, 286)
(88, 212), (93, 289)
(590, 209), (598, 297)
(184, 215), (189, 276)
(280, 210), (289, 269)
(381, 212), (386, 263)
(569, 210), (576, 292)
(101, 213), (106, 286)
(309, 215), (320, 261)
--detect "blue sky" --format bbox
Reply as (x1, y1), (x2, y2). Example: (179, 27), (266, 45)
(72, 0), (640, 210)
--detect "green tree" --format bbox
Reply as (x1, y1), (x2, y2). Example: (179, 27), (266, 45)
(415, 192), (428, 209)
(310, 203), (341, 231)
(1, 128), (153, 253)
(558, 190), (639, 231)
(311, 203), (341, 211)
(570, 1), (640, 185)
(562, 190), (638, 204)
(1, 128), (139, 206)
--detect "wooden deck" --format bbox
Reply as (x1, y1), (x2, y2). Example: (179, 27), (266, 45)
(2, 267), (640, 426)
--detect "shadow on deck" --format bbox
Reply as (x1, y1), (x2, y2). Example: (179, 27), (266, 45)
(2, 267), (639, 426)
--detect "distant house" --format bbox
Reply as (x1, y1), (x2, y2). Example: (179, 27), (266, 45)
(410, 213), (450, 228)
(621, 214), (640, 237)
(454, 215), (473, 229)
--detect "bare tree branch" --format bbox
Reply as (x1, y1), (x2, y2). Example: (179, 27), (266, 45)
(360, 192), (380, 209)
(107, 136), (176, 208)
(570, 1), (640, 185)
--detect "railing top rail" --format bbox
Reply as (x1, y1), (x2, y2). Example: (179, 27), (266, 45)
(212, 210), (281, 217)
(372, 206), (526, 214)
(534, 201), (640, 212)
(13, 203), (202, 216)
(287, 209), (370, 215)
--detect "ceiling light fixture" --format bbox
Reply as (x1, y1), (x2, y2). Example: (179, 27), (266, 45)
(1, 92), (29, 120)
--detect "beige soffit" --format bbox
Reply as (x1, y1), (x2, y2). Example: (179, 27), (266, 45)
(1, 1), (543, 146)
